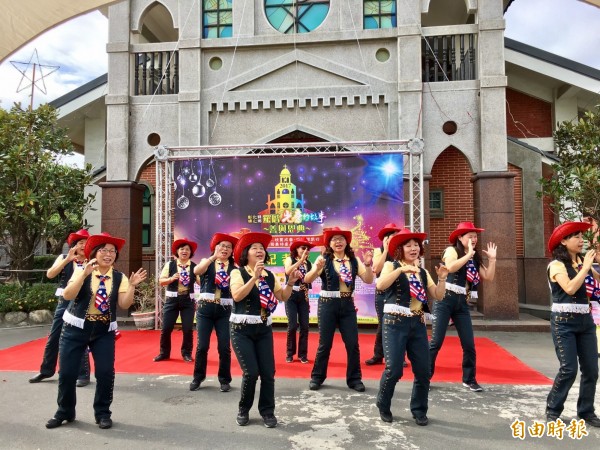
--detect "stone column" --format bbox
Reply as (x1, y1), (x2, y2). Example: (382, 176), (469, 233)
(99, 181), (145, 315)
(472, 171), (519, 319)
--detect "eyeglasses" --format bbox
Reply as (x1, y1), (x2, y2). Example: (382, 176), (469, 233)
(330, 237), (346, 243)
(220, 244), (233, 250)
(98, 248), (117, 255)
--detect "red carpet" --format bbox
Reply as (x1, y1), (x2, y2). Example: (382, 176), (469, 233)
(0, 330), (551, 385)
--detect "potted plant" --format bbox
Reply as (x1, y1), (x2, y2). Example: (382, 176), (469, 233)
(131, 275), (156, 330)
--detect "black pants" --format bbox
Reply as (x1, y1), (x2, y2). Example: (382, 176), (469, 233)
(429, 292), (477, 384)
(159, 294), (195, 358)
(193, 302), (231, 384)
(371, 293), (385, 359)
(230, 322), (275, 416)
(55, 320), (115, 421)
(311, 297), (362, 387)
(547, 311), (598, 418)
(285, 290), (310, 359)
(39, 299), (90, 380)
(376, 314), (429, 417)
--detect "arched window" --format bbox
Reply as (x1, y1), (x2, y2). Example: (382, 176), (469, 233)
(203, 0), (233, 38)
(364, 0), (397, 29)
(142, 185), (152, 248)
(265, 0), (330, 34)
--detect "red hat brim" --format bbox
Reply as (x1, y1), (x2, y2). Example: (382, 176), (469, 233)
(67, 229), (90, 246)
(172, 238), (198, 256)
(378, 223), (402, 241)
(388, 229), (427, 257)
(84, 233), (126, 259)
(323, 228), (352, 246)
(448, 222), (485, 244)
(290, 239), (315, 253)
(548, 221), (593, 253)
(234, 232), (272, 265)
(210, 233), (239, 252)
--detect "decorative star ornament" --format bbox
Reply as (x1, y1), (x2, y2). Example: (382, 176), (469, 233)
(10, 48), (59, 96)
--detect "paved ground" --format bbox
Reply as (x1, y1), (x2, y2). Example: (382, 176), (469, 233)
(0, 325), (598, 449)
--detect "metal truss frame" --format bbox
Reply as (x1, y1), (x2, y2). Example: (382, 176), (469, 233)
(154, 139), (424, 328)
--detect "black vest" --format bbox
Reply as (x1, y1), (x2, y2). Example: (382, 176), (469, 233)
(58, 255), (77, 289)
(233, 268), (276, 317)
(548, 261), (589, 305)
(200, 260), (234, 298)
(67, 270), (123, 320)
(320, 255), (359, 292)
(286, 258), (312, 289)
(166, 260), (197, 293)
(445, 247), (480, 288)
(383, 262), (431, 314)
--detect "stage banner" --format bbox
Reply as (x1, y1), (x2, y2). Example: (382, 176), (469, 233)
(173, 153), (404, 324)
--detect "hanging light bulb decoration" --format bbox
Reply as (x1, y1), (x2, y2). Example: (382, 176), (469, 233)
(188, 159), (198, 183)
(176, 164), (189, 209)
(192, 159), (206, 198)
(181, 161), (191, 176)
(207, 159), (221, 206)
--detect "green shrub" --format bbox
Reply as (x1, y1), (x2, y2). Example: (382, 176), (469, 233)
(24, 283), (59, 311)
(0, 282), (58, 313)
(33, 255), (58, 270)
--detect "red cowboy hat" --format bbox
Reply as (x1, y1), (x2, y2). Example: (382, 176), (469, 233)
(67, 229), (90, 246)
(323, 227), (352, 246)
(233, 230), (272, 265)
(210, 233), (239, 252)
(548, 221), (593, 253)
(84, 232), (126, 259)
(229, 228), (251, 239)
(290, 239), (315, 253)
(378, 222), (402, 241)
(448, 222), (485, 244)
(388, 228), (428, 257)
(172, 238), (198, 256)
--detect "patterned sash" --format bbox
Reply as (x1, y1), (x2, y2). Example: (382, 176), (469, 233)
(409, 273), (428, 305)
(215, 262), (230, 290)
(336, 259), (353, 287)
(179, 264), (190, 287)
(258, 276), (278, 313)
(95, 275), (110, 314)
(579, 265), (600, 301)
(466, 260), (480, 288)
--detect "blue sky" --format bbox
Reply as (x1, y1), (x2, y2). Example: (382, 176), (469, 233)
(0, 0), (599, 110)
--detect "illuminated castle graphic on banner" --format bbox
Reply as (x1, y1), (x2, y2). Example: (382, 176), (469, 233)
(266, 165), (304, 213)
(256, 165), (324, 235)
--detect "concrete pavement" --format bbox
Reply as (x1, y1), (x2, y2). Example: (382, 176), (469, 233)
(0, 325), (598, 449)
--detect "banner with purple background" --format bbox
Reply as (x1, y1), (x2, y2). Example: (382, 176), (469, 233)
(174, 153), (404, 323)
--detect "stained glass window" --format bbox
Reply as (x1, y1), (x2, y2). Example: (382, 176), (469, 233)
(265, 0), (330, 34)
(364, 0), (397, 29)
(203, 0), (233, 38)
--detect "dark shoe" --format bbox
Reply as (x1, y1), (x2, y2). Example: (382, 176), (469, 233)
(220, 383), (231, 393)
(546, 414), (560, 422)
(300, 357), (309, 364)
(236, 409), (249, 426)
(379, 410), (393, 423)
(96, 417), (112, 429)
(365, 357), (383, 366)
(189, 378), (204, 391)
(262, 414), (278, 428)
(29, 373), (52, 383)
(76, 378), (90, 387)
(182, 355), (193, 362)
(309, 380), (321, 391)
(153, 354), (169, 362)
(462, 381), (483, 392)
(45, 417), (74, 429)
(580, 415), (600, 427)
(286, 356), (293, 363)
(414, 415), (429, 426)
(350, 382), (366, 392)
